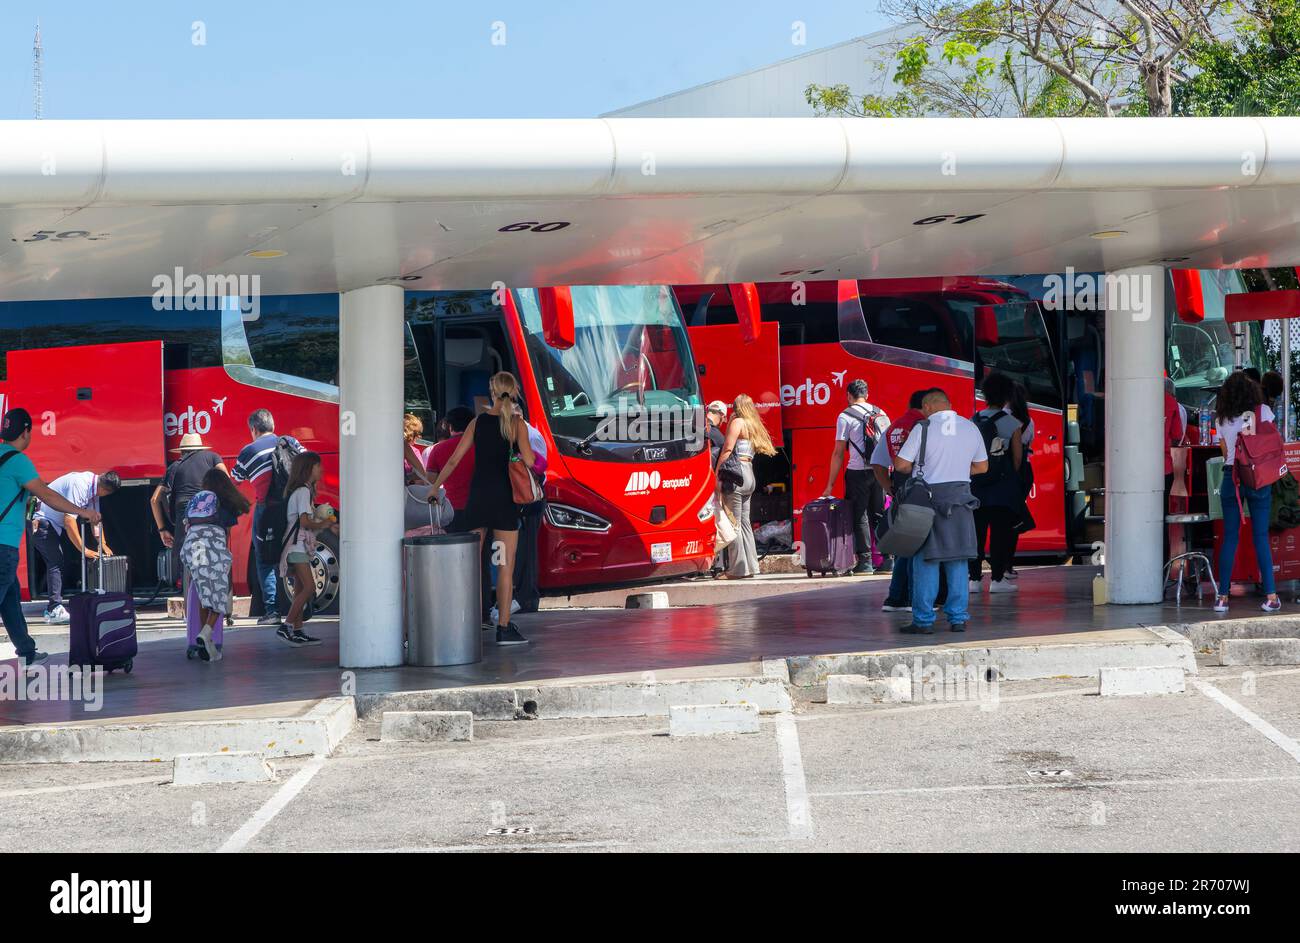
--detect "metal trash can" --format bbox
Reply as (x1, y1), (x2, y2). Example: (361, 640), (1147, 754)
(403, 532), (481, 667)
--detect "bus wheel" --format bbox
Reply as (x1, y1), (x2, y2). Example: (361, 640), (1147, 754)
(310, 530), (341, 616)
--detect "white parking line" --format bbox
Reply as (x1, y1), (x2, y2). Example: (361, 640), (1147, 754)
(0, 775), (163, 799)
(812, 773), (1300, 799)
(1192, 680), (1300, 764)
(774, 713), (812, 840)
(217, 756), (326, 854)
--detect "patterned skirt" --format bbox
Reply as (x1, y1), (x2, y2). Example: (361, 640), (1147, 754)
(180, 523), (233, 617)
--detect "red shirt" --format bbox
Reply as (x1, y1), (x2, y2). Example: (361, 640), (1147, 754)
(425, 434), (475, 510)
(886, 408), (925, 464)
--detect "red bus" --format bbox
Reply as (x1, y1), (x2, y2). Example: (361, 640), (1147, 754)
(0, 284), (714, 611)
(678, 277), (1067, 555)
(676, 270), (1268, 561)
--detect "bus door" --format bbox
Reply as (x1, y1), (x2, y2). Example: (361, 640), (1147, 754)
(6, 340), (165, 595)
(678, 285), (783, 439)
(970, 301), (1067, 554)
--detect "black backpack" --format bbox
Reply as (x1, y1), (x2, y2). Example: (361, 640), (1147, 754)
(255, 437), (300, 565)
(971, 410), (1018, 497)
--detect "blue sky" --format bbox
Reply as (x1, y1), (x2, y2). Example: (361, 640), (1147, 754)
(0, 1), (887, 119)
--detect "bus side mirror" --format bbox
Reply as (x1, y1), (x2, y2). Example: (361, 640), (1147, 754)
(728, 282), (761, 345)
(539, 286), (575, 349)
(974, 305), (999, 346)
(1171, 269), (1205, 324)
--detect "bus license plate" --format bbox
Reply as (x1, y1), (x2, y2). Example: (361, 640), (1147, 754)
(650, 542), (672, 563)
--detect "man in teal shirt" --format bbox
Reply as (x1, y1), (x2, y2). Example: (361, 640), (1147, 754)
(0, 409), (103, 668)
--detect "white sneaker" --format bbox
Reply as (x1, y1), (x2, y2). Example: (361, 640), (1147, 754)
(1213, 595), (1229, 613)
(968, 579), (983, 593)
(988, 578), (1018, 594)
(1262, 597), (1282, 613)
(44, 604), (70, 624)
(489, 600), (522, 623)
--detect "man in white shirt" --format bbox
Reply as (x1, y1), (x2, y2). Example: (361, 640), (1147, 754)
(892, 391), (988, 634)
(30, 470), (121, 623)
(822, 379), (890, 574)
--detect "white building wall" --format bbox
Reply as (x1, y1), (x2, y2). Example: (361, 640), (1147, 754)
(604, 26), (913, 119)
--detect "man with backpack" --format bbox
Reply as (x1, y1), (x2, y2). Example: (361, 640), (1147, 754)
(232, 409), (303, 625)
(0, 408), (103, 669)
(968, 372), (1025, 595)
(822, 378), (890, 574)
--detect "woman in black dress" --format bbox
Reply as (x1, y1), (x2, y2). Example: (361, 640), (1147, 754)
(428, 372), (535, 645)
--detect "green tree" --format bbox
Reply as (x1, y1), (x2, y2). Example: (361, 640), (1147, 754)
(1174, 0), (1300, 116)
(808, 1), (1231, 118)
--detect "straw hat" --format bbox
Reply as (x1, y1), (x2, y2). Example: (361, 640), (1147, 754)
(170, 432), (209, 454)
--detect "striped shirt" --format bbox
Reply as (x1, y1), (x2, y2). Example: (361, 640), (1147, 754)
(232, 433), (303, 503)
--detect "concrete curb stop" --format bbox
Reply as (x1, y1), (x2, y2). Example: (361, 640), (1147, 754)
(0, 696), (356, 765)
(380, 710), (473, 742)
(786, 627), (1196, 686)
(826, 674), (912, 704)
(359, 675), (792, 721)
(1098, 666), (1186, 697)
(1170, 614), (1300, 651)
(668, 703), (759, 737)
(626, 592), (669, 609)
(173, 751), (274, 785)
(1218, 637), (1300, 666)
(357, 687), (537, 722)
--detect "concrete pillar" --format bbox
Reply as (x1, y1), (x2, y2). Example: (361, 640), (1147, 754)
(339, 284), (405, 667)
(1104, 266), (1165, 604)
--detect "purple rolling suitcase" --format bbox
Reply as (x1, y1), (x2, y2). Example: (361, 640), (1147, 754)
(801, 497), (856, 577)
(67, 525), (138, 674)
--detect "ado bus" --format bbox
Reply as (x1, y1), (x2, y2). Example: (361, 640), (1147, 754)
(0, 284), (714, 611)
(676, 269), (1267, 559)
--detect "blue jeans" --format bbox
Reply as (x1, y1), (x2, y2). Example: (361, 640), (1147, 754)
(887, 554), (911, 602)
(252, 503), (278, 611)
(1218, 476), (1276, 595)
(910, 557), (970, 628)
(0, 545), (35, 659)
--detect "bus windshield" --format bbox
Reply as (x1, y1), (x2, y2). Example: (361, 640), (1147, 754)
(516, 285), (703, 445)
(1168, 269), (1264, 409)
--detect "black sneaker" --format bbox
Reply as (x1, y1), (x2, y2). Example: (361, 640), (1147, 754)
(292, 630), (321, 646)
(899, 623), (934, 635)
(881, 598), (912, 612)
(495, 623), (530, 646)
(949, 622), (967, 633)
(276, 624), (297, 645)
(877, 559), (894, 574)
(23, 650), (49, 669)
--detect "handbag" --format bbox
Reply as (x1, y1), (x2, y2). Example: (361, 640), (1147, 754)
(509, 444), (544, 505)
(717, 453), (744, 492)
(405, 484), (454, 534)
(714, 502), (738, 553)
(876, 420), (937, 558)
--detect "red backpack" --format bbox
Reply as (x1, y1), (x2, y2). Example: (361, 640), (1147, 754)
(1234, 406), (1287, 490)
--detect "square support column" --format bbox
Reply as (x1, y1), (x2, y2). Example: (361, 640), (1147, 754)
(339, 284), (406, 667)
(1103, 266), (1166, 604)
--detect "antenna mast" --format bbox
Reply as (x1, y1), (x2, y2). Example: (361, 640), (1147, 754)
(33, 20), (44, 119)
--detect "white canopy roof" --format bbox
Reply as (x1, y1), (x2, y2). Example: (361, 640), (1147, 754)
(3, 116), (1299, 300)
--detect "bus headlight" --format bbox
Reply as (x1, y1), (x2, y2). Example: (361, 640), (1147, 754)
(545, 503), (612, 533)
(697, 499), (715, 522)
